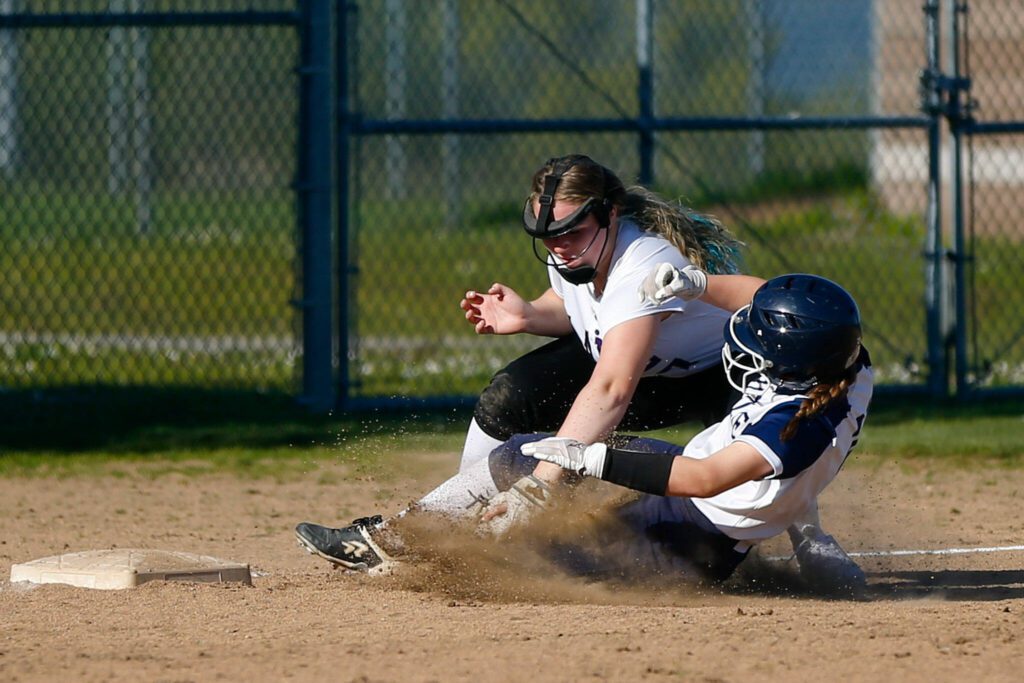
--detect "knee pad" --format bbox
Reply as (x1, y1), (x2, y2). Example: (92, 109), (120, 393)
(473, 338), (587, 440)
(473, 370), (526, 442)
(487, 433), (550, 491)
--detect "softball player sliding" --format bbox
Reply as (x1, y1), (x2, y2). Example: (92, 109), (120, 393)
(296, 272), (872, 592)
(296, 154), (866, 590)
(521, 273), (872, 584)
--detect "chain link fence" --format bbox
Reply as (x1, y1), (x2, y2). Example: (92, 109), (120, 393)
(0, 1), (303, 396)
(343, 0), (934, 403)
(958, 2), (1024, 390)
(2, 1), (1021, 409)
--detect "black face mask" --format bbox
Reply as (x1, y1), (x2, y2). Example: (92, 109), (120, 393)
(552, 260), (599, 285)
(523, 160), (612, 286)
(523, 194), (607, 238)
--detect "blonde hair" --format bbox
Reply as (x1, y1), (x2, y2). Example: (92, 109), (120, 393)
(779, 365), (859, 442)
(528, 154), (743, 274)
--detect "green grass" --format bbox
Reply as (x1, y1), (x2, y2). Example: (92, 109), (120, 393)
(1, 197), (295, 337)
(4, 186), (1024, 397)
(1, 389), (1022, 477)
(678, 162), (870, 208)
(0, 387), (468, 479)
(4, 343), (297, 391)
(651, 395), (1024, 465)
(849, 395), (1024, 463)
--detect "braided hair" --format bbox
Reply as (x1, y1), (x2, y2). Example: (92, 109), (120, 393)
(779, 364), (860, 442)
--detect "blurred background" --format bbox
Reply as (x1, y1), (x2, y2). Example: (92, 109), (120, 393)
(1, 0), (1022, 426)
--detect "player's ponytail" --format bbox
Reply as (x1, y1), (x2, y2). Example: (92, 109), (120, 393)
(780, 364), (859, 442)
(619, 187), (744, 275)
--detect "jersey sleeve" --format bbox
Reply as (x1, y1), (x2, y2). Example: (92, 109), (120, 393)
(598, 240), (690, 334)
(735, 401), (836, 479)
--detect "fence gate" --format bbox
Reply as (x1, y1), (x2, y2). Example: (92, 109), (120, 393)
(945, 2), (1024, 396)
(0, 2), (336, 409)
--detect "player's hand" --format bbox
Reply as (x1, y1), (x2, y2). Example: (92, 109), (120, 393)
(638, 263), (708, 305)
(520, 437), (608, 478)
(460, 283), (530, 335)
(476, 475), (553, 537)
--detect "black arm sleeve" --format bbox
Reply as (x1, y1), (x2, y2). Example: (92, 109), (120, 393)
(600, 447), (677, 496)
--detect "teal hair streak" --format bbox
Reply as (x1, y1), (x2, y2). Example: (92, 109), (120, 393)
(686, 212), (743, 275)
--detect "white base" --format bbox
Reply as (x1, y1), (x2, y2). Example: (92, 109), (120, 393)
(10, 549), (252, 590)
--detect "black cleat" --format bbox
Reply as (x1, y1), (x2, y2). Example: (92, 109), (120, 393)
(295, 516), (394, 572)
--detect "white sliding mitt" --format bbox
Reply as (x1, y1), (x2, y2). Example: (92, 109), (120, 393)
(520, 437), (608, 478)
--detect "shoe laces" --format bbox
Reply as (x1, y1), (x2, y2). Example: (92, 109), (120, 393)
(351, 515), (384, 529)
(464, 490), (492, 514)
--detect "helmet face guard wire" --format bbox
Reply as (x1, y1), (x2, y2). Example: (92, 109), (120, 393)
(723, 306), (772, 397)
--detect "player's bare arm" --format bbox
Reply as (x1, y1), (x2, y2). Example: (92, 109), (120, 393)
(531, 315), (659, 484)
(664, 442), (773, 498)
(461, 285), (570, 336)
(639, 264), (765, 313)
(522, 287), (573, 335)
(701, 274), (766, 313)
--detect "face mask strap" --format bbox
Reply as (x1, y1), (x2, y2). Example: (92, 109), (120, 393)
(532, 173), (561, 236)
(523, 158), (611, 238)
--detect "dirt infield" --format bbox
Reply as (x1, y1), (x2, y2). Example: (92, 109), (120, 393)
(2, 450), (1023, 682)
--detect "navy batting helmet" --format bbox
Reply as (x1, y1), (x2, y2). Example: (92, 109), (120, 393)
(723, 274), (862, 394)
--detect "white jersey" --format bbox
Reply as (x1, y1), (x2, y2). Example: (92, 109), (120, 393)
(687, 353), (874, 542)
(548, 220), (729, 378)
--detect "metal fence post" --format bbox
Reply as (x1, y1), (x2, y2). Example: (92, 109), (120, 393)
(744, 0), (765, 178)
(636, 0), (654, 185)
(441, 0), (461, 230)
(297, 0), (335, 412)
(336, 0), (354, 410)
(0, 0), (16, 176)
(949, 0), (971, 397)
(922, 0), (949, 398)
